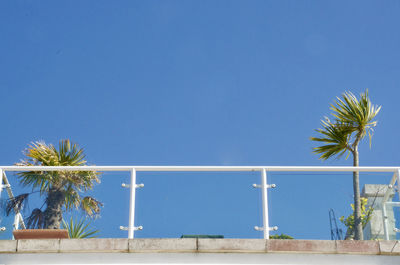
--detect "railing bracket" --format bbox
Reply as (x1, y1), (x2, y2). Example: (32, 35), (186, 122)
(120, 225), (143, 231)
(254, 226), (278, 231)
(122, 183), (144, 189)
(252, 183), (276, 189)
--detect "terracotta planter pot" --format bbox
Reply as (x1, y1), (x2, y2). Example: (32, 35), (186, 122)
(13, 229), (69, 239)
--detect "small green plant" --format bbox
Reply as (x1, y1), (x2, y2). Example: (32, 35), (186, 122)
(269, 233), (294, 239)
(62, 216), (99, 238)
(340, 197), (373, 231)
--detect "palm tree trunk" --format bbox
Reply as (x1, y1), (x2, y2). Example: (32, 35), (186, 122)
(352, 148), (363, 240)
(43, 188), (65, 229)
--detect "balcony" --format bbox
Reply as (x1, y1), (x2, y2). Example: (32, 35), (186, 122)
(1, 166), (399, 240)
(1, 166), (400, 264)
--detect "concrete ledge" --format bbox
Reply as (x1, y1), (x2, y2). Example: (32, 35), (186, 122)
(17, 239), (60, 253)
(267, 240), (337, 254)
(60, 238), (129, 253)
(336, 240), (380, 255)
(0, 238), (398, 255)
(0, 240), (17, 253)
(379, 241), (400, 255)
(129, 238), (197, 253)
(198, 239), (266, 253)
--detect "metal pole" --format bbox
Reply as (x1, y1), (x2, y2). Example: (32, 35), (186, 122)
(397, 169), (400, 202)
(382, 202), (389, 240)
(0, 168), (3, 199)
(261, 168), (270, 239)
(13, 213), (20, 231)
(2, 171), (26, 230)
(128, 168), (137, 239)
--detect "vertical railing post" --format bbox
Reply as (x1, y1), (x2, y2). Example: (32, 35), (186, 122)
(0, 168), (3, 199)
(128, 168), (137, 239)
(261, 168), (270, 239)
(397, 169), (400, 201)
(382, 202), (389, 240)
(13, 213), (20, 231)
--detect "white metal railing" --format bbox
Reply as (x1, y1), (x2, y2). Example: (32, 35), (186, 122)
(382, 169), (400, 240)
(1, 166), (400, 239)
(0, 169), (26, 235)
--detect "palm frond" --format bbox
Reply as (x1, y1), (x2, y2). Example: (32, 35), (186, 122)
(62, 216), (99, 238)
(64, 187), (81, 211)
(26, 208), (45, 228)
(80, 196), (103, 216)
(5, 193), (29, 216)
(16, 140), (100, 190)
(330, 89), (381, 145)
(311, 89), (381, 161)
(310, 119), (352, 160)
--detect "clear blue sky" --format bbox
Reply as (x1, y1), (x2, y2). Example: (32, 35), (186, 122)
(1, 0), (400, 239)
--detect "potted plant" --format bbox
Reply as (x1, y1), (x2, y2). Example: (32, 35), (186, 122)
(5, 140), (102, 239)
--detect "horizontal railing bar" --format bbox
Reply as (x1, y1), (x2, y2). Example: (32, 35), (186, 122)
(385, 201), (400, 206)
(0, 166), (400, 172)
(0, 166), (135, 171)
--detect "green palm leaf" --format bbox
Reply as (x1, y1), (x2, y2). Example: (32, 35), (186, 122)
(311, 90), (381, 158)
(62, 216), (99, 238)
(310, 119), (353, 160)
(330, 89), (381, 146)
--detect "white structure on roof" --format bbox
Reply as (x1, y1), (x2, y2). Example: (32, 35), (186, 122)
(362, 184), (396, 240)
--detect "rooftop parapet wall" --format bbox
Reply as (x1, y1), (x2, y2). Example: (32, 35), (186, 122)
(0, 238), (400, 255)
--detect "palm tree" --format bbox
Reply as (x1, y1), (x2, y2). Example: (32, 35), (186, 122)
(6, 140), (102, 229)
(310, 90), (381, 240)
